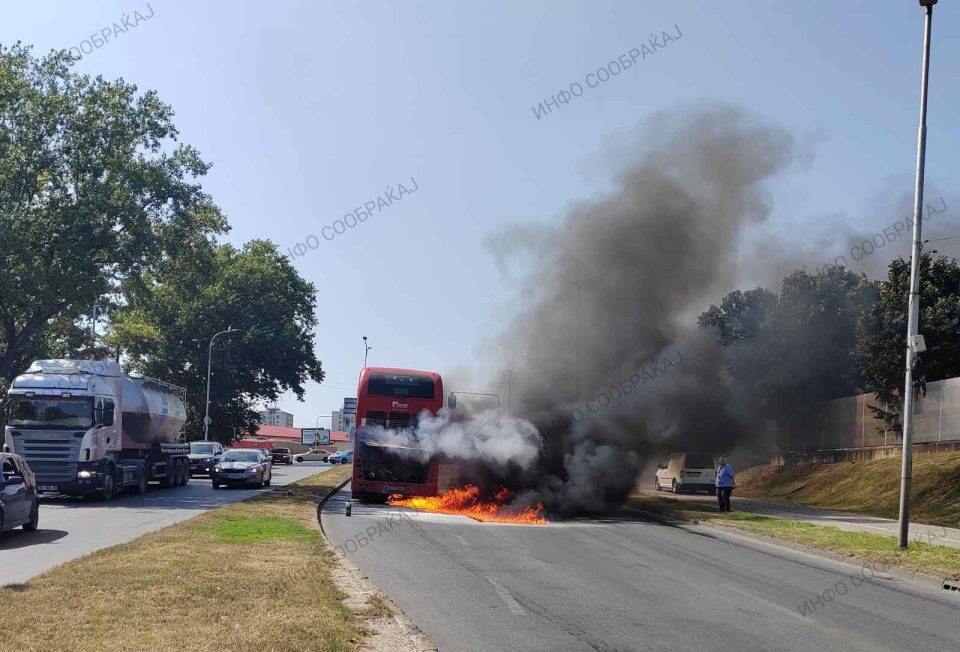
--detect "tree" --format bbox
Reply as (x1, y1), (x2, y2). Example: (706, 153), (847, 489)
(0, 43), (225, 383)
(855, 253), (960, 431)
(111, 240), (324, 443)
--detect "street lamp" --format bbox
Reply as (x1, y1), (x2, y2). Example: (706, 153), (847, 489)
(204, 327), (241, 442)
(447, 391), (501, 421)
(570, 281), (582, 402)
(898, 0), (937, 549)
(362, 336), (372, 368)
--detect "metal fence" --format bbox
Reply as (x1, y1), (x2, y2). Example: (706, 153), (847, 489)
(799, 376), (960, 451)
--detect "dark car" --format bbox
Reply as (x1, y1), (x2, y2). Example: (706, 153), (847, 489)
(271, 447), (293, 465)
(1, 453), (39, 533)
(211, 449), (272, 489)
(188, 441), (225, 477)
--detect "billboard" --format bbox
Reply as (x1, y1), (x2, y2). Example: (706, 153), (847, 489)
(301, 428), (331, 446)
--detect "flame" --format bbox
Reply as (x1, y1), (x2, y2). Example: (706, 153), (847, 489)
(389, 484), (548, 524)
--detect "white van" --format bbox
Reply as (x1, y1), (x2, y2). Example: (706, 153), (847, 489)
(654, 453), (716, 494)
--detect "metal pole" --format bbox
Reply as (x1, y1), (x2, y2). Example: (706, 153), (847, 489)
(362, 336), (371, 368)
(898, 0), (935, 549)
(506, 369), (512, 416)
(91, 300), (98, 350)
(204, 328), (240, 442)
(571, 281), (582, 401)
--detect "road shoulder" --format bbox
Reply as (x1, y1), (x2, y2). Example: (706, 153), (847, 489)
(317, 483), (437, 652)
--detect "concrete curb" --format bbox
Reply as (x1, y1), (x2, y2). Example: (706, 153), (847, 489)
(315, 477), (437, 652)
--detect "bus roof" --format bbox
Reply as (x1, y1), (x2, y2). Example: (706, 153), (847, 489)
(359, 367), (442, 381)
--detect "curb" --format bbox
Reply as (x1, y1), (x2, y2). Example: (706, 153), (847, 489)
(628, 502), (956, 590)
(316, 475), (352, 536)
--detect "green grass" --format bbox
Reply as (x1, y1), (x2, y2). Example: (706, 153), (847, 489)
(207, 515), (317, 544)
(736, 451), (960, 527)
(629, 494), (960, 580)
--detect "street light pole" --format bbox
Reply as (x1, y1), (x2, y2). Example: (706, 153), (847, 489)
(506, 369), (512, 416)
(204, 327), (241, 442)
(570, 281), (582, 402)
(898, 0), (936, 549)
(362, 336), (372, 368)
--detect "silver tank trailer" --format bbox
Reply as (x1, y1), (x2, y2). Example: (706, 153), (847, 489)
(118, 376), (187, 449)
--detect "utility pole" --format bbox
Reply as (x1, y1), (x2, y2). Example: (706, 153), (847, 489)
(506, 369), (512, 416)
(362, 336), (372, 368)
(90, 300), (98, 351)
(898, 0), (936, 549)
(571, 281), (582, 401)
(204, 327), (241, 442)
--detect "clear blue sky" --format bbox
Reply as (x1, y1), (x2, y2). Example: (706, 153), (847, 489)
(5, 1), (959, 426)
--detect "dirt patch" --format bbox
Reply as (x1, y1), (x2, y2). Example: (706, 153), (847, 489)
(328, 553), (437, 652)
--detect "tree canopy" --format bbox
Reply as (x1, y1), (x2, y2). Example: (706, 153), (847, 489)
(0, 44), (323, 437)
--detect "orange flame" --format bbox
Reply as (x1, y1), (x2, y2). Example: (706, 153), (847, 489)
(389, 484), (548, 524)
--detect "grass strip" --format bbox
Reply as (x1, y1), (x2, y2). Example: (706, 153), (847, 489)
(737, 451), (960, 528)
(0, 465), (354, 652)
(629, 493), (960, 581)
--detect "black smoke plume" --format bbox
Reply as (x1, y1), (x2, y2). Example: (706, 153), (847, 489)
(485, 105), (801, 514)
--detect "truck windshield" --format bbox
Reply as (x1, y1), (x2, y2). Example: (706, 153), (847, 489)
(6, 397), (93, 429)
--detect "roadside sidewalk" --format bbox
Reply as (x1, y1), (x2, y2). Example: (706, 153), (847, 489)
(639, 489), (960, 549)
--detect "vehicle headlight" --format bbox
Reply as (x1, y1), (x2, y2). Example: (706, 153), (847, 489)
(77, 470), (96, 478)
(214, 466), (222, 472)
(248, 466), (259, 473)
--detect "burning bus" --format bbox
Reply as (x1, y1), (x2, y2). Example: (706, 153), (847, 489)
(351, 367), (443, 503)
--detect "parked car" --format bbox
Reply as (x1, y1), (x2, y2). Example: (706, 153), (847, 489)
(294, 448), (332, 462)
(655, 453), (716, 494)
(188, 440), (224, 477)
(0, 453), (39, 533)
(271, 447), (293, 465)
(211, 449), (272, 489)
(328, 450), (354, 465)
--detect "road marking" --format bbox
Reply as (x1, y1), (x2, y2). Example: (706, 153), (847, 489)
(486, 575), (524, 615)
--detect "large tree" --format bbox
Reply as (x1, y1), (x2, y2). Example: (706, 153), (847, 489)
(854, 253), (960, 431)
(111, 240), (324, 443)
(0, 43), (225, 381)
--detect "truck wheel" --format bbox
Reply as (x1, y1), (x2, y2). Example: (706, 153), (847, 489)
(163, 463), (176, 489)
(212, 481), (221, 490)
(137, 470), (147, 494)
(101, 471), (115, 501)
(671, 479), (679, 494)
(23, 500), (39, 531)
(180, 459), (189, 486)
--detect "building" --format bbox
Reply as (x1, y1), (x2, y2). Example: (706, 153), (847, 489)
(260, 407), (294, 428)
(341, 397), (357, 438)
(331, 410), (343, 431)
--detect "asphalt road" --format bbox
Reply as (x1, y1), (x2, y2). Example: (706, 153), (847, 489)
(0, 460), (335, 586)
(321, 484), (960, 652)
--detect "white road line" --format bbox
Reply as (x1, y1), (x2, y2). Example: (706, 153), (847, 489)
(486, 575), (525, 615)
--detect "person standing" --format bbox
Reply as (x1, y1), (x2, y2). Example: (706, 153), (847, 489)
(716, 455), (735, 512)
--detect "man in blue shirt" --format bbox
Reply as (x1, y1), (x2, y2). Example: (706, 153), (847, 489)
(716, 455), (735, 512)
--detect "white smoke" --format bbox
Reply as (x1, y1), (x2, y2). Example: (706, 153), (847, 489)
(363, 409), (542, 470)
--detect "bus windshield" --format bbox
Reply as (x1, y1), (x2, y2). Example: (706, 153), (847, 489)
(5, 397), (93, 429)
(367, 373), (435, 399)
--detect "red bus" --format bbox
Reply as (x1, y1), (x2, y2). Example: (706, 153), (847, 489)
(352, 367), (443, 502)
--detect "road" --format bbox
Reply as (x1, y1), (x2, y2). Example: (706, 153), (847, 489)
(638, 488), (960, 549)
(322, 484), (960, 652)
(0, 461), (335, 586)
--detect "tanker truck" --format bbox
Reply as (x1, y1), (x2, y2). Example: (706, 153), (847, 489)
(2, 359), (190, 500)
